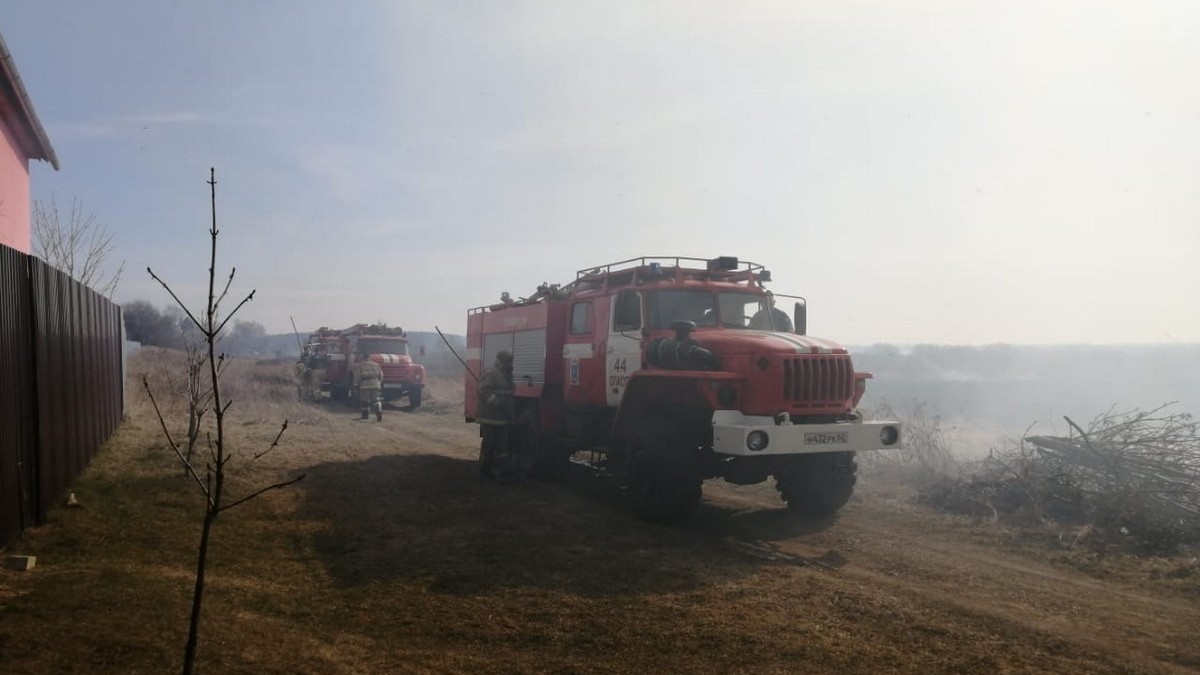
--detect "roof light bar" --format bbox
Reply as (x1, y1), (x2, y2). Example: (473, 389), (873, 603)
(707, 256), (739, 271)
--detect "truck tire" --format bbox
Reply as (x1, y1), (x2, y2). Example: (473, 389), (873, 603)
(627, 423), (702, 524)
(331, 386), (348, 401)
(774, 452), (857, 516)
(406, 386), (423, 411)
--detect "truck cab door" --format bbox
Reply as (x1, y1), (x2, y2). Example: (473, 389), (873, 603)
(606, 291), (643, 407)
(563, 301), (599, 406)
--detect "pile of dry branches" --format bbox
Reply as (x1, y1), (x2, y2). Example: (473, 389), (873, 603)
(922, 404), (1200, 552)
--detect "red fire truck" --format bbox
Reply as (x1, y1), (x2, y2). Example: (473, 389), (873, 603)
(305, 324), (425, 409)
(464, 256), (901, 521)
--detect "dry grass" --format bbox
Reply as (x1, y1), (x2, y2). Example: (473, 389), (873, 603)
(1, 352), (1198, 674)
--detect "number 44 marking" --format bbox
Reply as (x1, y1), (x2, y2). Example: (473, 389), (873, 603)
(613, 357), (628, 372)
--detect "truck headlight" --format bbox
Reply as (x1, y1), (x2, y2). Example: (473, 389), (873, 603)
(880, 425), (900, 446)
(747, 430), (769, 452)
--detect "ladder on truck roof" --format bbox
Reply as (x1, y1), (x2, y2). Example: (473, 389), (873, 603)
(574, 256), (769, 289)
(469, 256), (771, 314)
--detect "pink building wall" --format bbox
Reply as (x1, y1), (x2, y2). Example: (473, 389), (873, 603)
(0, 117), (32, 254)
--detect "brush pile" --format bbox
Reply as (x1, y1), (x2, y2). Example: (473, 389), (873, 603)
(921, 404), (1200, 553)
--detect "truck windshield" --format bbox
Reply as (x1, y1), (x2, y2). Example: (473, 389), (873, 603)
(645, 290), (773, 330)
(645, 290), (718, 328)
(357, 338), (408, 355)
(717, 292), (773, 329)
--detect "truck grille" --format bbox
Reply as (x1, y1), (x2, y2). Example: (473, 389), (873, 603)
(381, 364), (414, 381)
(782, 356), (852, 407)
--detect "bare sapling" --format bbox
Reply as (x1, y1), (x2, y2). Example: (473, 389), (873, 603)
(180, 337), (216, 474)
(141, 168), (305, 675)
(156, 337), (214, 476)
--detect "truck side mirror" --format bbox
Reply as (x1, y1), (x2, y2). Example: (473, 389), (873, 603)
(794, 301), (806, 336)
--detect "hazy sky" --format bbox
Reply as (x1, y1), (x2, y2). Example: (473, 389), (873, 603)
(4, 1), (1197, 345)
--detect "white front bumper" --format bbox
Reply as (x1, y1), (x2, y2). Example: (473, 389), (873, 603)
(711, 410), (902, 457)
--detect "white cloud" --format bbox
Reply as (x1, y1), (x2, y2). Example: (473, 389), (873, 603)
(53, 110), (212, 138)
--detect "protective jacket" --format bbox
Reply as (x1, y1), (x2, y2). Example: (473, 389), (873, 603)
(353, 359), (383, 389)
(476, 368), (514, 426)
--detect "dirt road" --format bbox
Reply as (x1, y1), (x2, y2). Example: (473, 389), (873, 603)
(282, 389), (1200, 674)
(2, 363), (1198, 674)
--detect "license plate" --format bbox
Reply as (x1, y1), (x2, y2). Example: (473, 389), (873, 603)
(804, 431), (848, 445)
(383, 383), (406, 389)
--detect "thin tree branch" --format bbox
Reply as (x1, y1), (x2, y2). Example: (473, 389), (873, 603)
(218, 474), (306, 513)
(213, 267), (237, 315)
(1064, 416), (1095, 453)
(253, 420), (289, 460)
(213, 290), (257, 336)
(148, 266), (206, 333)
(143, 376), (210, 499)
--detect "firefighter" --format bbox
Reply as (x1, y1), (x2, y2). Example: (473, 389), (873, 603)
(750, 291), (793, 332)
(295, 347), (312, 400)
(476, 350), (516, 481)
(352, 351), (384, 421)
(296, 345), (326, 401)
(306, 345), (329, 401)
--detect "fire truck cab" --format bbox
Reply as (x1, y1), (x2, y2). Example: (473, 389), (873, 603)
(465, 256), (900, 521)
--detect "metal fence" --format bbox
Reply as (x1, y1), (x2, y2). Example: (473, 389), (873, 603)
(0, 244), (123, 547)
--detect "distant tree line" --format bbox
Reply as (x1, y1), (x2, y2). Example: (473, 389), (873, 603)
(123, 299), (267, 355)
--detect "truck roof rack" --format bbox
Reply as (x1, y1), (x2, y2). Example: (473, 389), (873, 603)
(469, 256), (771, 314)
(311, 323), (408, 338)
(574, 256), (767, 290)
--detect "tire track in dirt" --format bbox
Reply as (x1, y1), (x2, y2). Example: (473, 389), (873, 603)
(707, 486), (1200, 674)
(325, 404), (1200, 673)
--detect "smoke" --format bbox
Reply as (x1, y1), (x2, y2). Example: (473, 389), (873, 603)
(854, 343), (1200, 455)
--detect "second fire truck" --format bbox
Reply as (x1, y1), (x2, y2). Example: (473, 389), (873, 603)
(464, 256), (901, 521)
(304, 323), (425, 409)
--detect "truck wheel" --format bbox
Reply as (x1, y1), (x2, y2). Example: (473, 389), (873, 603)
(774, 452), (857, 516)
(406, 386), (423, 411)
(331, 386), (348, 401)
(627, 424), (702, 524)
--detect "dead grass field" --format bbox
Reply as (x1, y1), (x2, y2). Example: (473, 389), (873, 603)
(1, 351), (1199, 674)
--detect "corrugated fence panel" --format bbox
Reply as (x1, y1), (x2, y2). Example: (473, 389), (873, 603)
(1, 244), (125, 548)
(0, 246), (37, 545)
(17, 255), (124, 534)
(31, 261), (60, 525)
